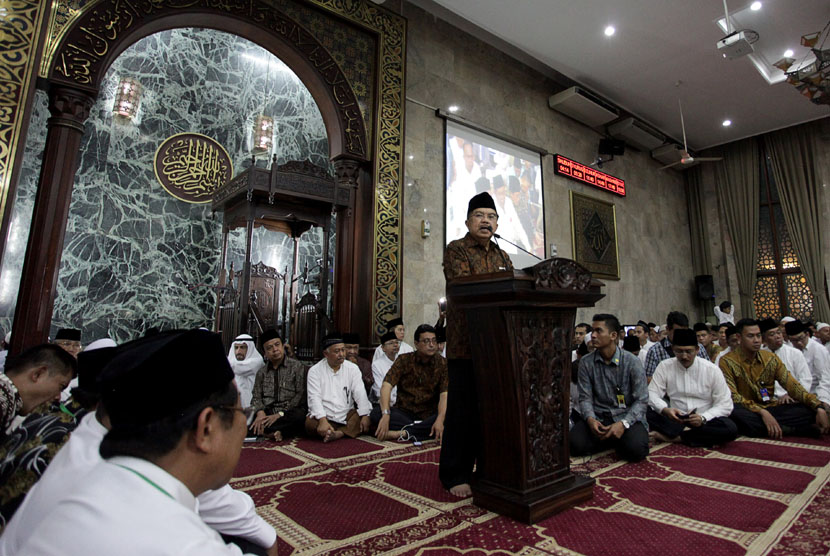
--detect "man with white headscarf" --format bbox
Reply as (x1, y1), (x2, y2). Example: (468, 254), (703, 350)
(227, 334), (263, 408)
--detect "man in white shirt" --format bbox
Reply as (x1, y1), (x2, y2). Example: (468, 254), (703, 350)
(372, 317), (414, 363)
(633, 321), (655, 366)
(647, 329), (738, 447)
(758, 318), (813, 403)
(16, 329), (275, 556)
(227, 334), (263, 408)
(306, 333), (372, 442)
(1, 337), (278, 556)
(815, 322), (830, 356)
(714, 324), (739, 366)
(786, 320), (830, 405)
(372, 331), (400, 403)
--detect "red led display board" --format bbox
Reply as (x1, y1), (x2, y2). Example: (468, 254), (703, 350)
(554, 154), (625, 196)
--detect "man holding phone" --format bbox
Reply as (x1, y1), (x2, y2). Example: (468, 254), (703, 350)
(647, 328), (738, 447)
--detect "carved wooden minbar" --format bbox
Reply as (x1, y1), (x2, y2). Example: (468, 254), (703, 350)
(447, 257), (604, 524)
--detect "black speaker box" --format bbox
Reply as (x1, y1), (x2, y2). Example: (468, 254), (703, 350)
(694, 275), (715, 300)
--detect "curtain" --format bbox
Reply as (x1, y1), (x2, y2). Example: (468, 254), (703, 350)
(684, 166), (713, 276)
(764, 121), (830, 322)
(714, 137), (760, 319)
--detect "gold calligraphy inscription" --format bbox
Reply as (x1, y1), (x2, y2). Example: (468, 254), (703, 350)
(153, 133), (233, 204)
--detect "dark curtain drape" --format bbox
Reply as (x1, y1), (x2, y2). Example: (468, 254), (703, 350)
(764, 121), (830, 321)
(714, 137), (760, 319)
(685, 166), (713, 276)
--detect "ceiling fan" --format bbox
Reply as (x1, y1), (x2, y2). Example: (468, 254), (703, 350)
(660, 97), (723, 170)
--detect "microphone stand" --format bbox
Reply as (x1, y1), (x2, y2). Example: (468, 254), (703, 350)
(494, 233), (542, 261)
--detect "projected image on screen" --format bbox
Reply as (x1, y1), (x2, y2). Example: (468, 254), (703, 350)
(445, 121), (545, 265)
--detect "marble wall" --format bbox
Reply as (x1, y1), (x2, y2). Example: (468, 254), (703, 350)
(0, 28), (331, 343)
(396, 3), (698, 336)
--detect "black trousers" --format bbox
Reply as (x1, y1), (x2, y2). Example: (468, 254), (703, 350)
(569, 416), (649, 462)
(730, 403), (818, 438)
(646, 407), (738, 447)
(439, 358), (481, 490)
(248, 406), (306, 437)
(220, 534), (268, 556)
(369, 406), (437, 440)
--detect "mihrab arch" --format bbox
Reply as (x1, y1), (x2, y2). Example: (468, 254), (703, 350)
(10, 0), (406, 353)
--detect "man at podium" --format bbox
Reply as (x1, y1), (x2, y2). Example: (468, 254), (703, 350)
(439, 192), (513, 497)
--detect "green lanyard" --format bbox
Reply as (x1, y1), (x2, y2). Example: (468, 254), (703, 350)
(58, 403), (76, 418)
(115, 464), (174, 500)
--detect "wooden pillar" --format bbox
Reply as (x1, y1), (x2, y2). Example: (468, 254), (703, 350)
(331, 156), (364, 339)
(239, 205), (255, 335)
(10, 86), (94, 354)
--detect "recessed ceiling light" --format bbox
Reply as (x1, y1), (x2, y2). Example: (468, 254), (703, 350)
(408, 155), (414, 160)
(784, 49), (794, 57)
(750, 1), (761, 10)
(448, 105), (459, 113)
(722, 119), (732, 127)
(604, 25), (615, 37)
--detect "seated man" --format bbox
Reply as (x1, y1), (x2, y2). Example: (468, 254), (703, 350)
(306, 334), (372, 442)
(786, 320), (830, 404)
(372, 331), (400, 404)
(714, 324), (739, 365)
(0, 333), (277, 556)
(249, 329), (307, 442)
(633, 321), (654, 366)
(52, 328), (82, 359)
(1, 345), (76, 439)
(695, 322), (721, 362)
(622, 336), (641, 357)
(720, 319), (830, 438)
(226, 334), (263, 408)
(644, 311), (710, 382)
(343, 332), (373, 400)
(758, 318), (812, 403)
(571, 313), (649, 462)
(371, 324), (448, 443)
(647, 328), (737, 447)
(372, 317), (414, 362)
(16, 329), (271, 555)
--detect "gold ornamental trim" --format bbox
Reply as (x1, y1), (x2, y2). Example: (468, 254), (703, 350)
(0, 0), (52, 229)
(153, 133), (233, 204)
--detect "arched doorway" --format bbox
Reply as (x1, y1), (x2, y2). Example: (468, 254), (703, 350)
(7, 0), (406, 352)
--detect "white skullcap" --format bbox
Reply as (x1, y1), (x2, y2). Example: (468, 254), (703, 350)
(85, 338), (116, 351)
(780, 316), (796, 323)
(653, 325), (661, 333)
(817, 322), (830, 331)
(4, 331), (9, 344)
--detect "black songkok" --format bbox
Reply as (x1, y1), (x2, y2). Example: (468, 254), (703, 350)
(785, 320), (808, 337)
(758, 318), (779, 334)
(467, 192), (497, 217)
(55, 328), (81, 342)
(693, 322), (709, 333)
(647, 322), (657, 329)
(724, 324), (738, 338)
(259, 328), (281, 349)
(622, 336), (641, 353)
(380, 331), (397, 344)
(74, 347), (117, 399)
(672, 328), (698, 347)
(322, 333), (344, 350)
(343, 332), (361, 345)
(99, 329), (233, 428)
(385, 317), (404, 330)
(636, 320), (650, 330)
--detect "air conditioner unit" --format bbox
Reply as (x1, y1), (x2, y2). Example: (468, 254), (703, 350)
(548, 86), (619, 127)
(608, 117), (665, 152)
(651, 143), (685, 165)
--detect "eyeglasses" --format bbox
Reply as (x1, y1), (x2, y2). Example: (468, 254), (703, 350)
(55, 340), (81, 348)
(217, 405), (255, 420)
(471, 211), (498, 221)
(419, 338), (438, 345)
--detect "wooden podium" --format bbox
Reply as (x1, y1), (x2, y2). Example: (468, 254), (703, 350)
(447, 258), (605, 524)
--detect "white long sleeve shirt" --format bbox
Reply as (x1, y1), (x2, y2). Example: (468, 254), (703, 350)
(637, 340), (655, 366)
(372, 341), (414, 362)
(0, 413), (275, 556)
(801, 340), (830, 398)
(307, 359), (372, 423)
(371, 354), (398, 404)
(18, 456), (249, 555)
(648, 356), (733, 421)
(763, 344), (812, 398)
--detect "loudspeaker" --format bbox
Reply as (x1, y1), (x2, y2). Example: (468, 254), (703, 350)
(598, 138), (625, 156)
(694, 275), (715, 300)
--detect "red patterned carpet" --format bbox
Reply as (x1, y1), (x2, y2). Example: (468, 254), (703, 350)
(231, 434), (830, 555)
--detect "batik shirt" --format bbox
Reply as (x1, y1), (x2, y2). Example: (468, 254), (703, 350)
(0, 374), (22, 436)
(443, 232), (513, 359)
(719, 347), (820, 413)
(384, 352), (449, 419)
(250, 357), (306, 415)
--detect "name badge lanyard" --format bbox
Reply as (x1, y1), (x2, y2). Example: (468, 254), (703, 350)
(115, 464), (174, 500)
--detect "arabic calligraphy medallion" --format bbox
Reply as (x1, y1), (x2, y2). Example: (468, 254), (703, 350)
(153, 133), (233, 203)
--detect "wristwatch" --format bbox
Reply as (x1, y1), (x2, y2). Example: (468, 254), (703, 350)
(278, 411), (285, 417)
(700, 415), (707, 424)
(621, 419), (630, 429)
(382, 409), (391, 415)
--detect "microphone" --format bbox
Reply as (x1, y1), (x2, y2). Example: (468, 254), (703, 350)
(494, 233), (542, 261)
